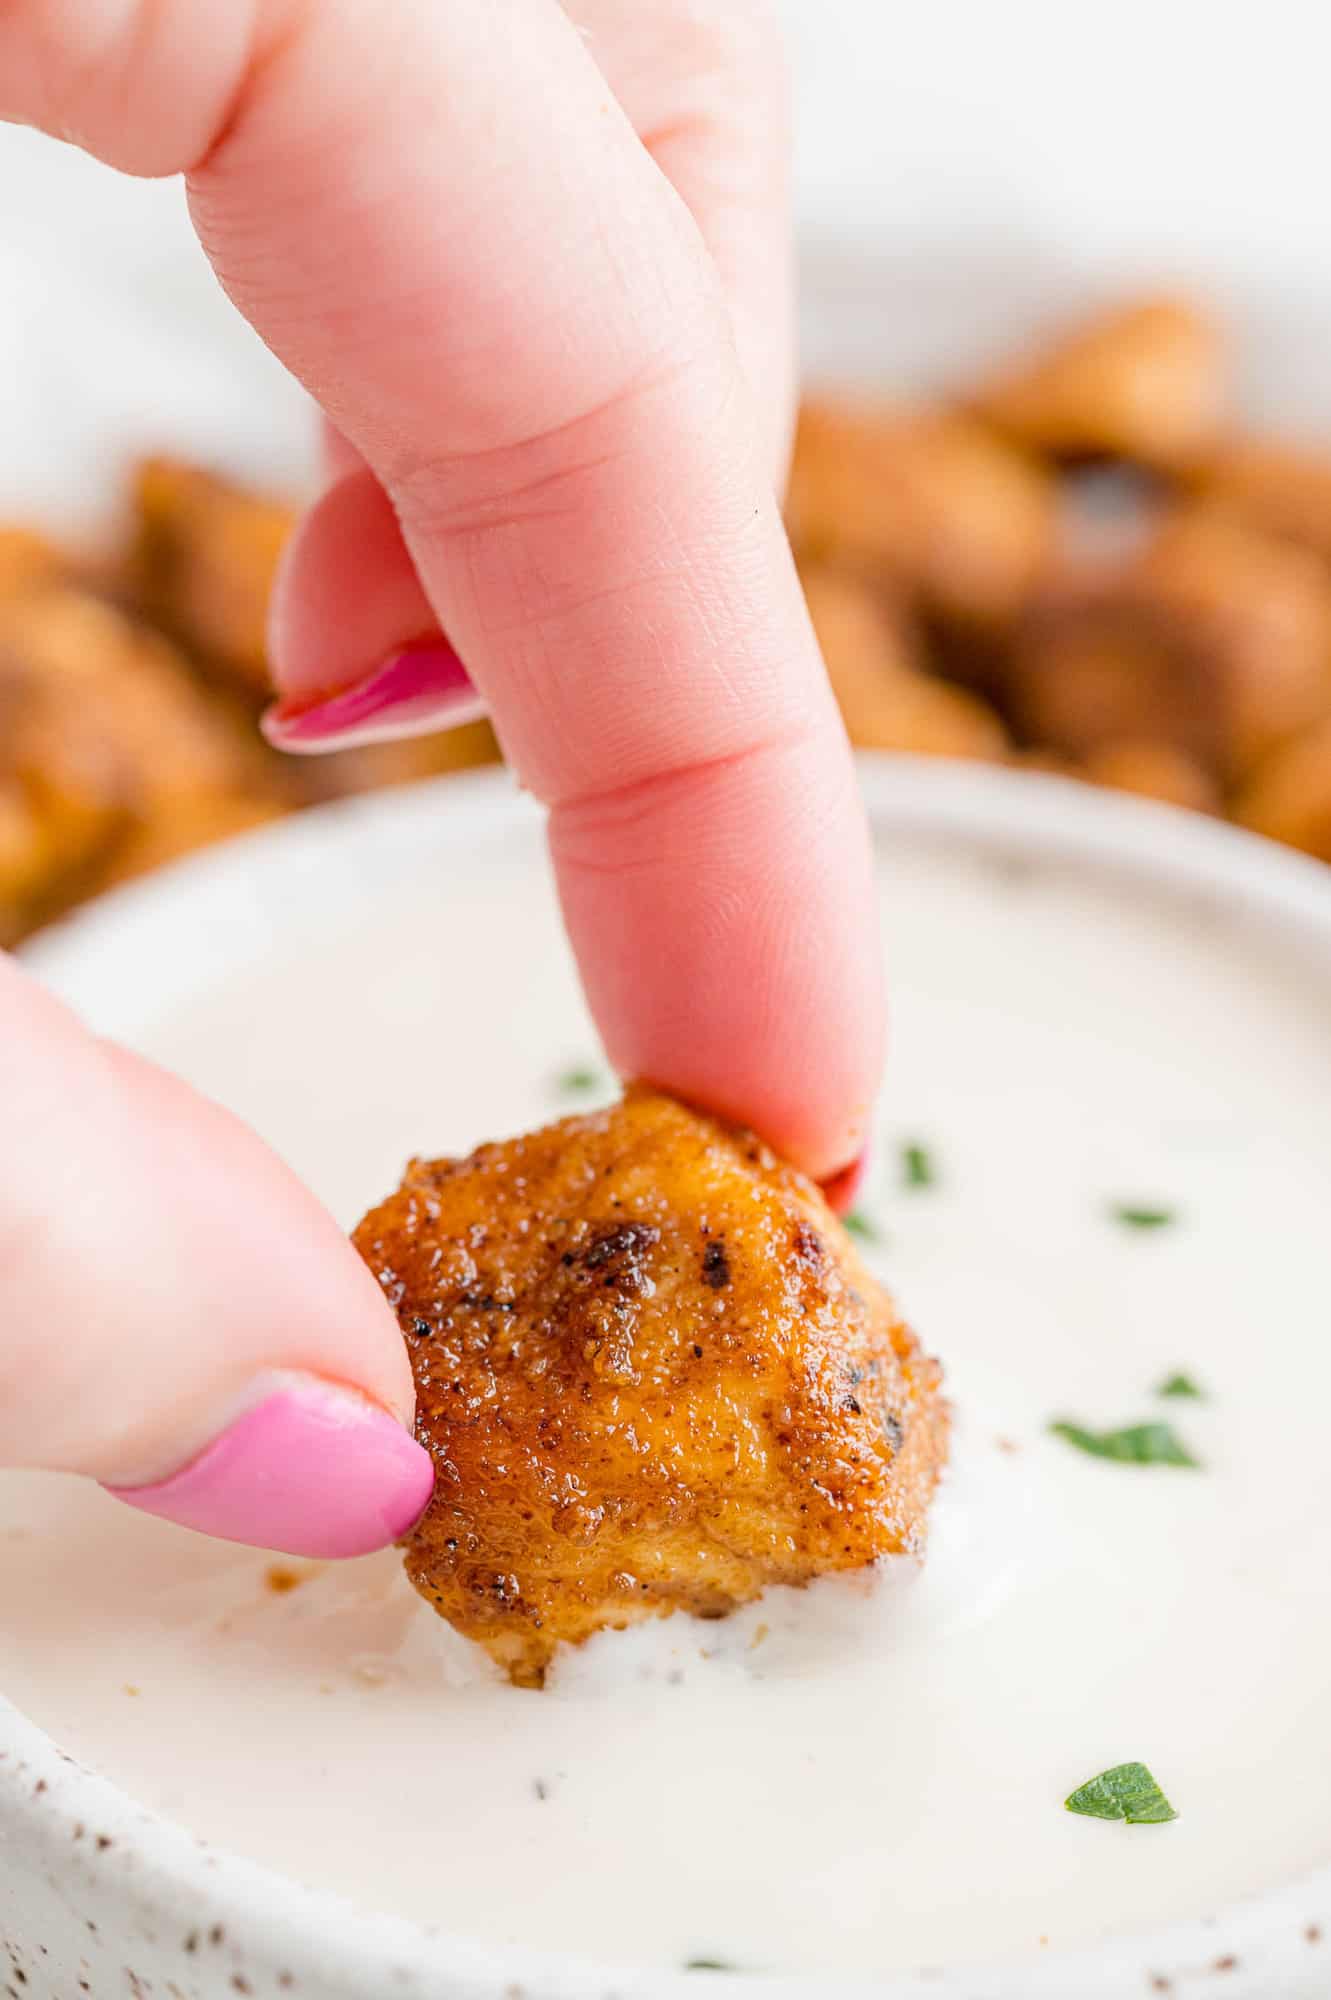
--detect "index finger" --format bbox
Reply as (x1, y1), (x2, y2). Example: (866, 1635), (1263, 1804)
(4, 0), (885, 1180)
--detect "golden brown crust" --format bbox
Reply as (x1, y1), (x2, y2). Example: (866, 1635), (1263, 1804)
(354, 1088), (948, 1687)
(972, 297), (1228, 469)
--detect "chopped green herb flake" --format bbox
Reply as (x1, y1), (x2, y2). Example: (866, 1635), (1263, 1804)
(1157, 1371), (1204, 1400)
(1110, 1203), (1176, 1230)
(684, 1959), (735, 1973)
(1065, 1762), (1178, 1825)
(843, 1209), (880, 1242)
(901, 1141), (936, 1189)
(1050, 1419), (1200, 1468)
(556, 1065), (601, 1095)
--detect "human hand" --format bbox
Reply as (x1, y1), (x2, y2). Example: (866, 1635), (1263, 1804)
(0, 0), (883, 1555)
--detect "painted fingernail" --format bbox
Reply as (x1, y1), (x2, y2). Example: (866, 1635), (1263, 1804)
(820, 1141), (873, 1217)
(261, 639), (486, 754)
(105, 1378), (435, 1559)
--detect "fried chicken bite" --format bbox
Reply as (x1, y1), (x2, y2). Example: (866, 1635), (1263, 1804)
(354, 1088), (948, 1688)
(802, 565), (1009, 761)
(787, 399), (1054, 628)
(972, 296), (1228, 470)
(1010, 508), (1331, 783)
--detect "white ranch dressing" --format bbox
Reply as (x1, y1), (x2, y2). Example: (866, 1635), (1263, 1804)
(2, 828), (1330, 1978)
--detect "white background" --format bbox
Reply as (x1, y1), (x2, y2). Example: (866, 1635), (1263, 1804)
(1, 0), (1329, 527)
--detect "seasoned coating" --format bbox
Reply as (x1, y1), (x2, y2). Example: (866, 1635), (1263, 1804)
(802, 564), (1008, 760)
(0, 587), (282, 941)
(1235, 714), (1331, 860)
(354, 1088), (948, 1687)
(972, 297), (1227, 469)
(1010, 509), (1331, 782)
(787, 399), (1054, 626)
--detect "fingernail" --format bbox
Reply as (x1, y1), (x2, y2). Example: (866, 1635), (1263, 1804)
(261, 640), (486, 754)
(820, 1140), (873, 1217)
(105, 1377), (435, 1558)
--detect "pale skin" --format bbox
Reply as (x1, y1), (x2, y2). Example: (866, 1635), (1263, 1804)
(0, 0), (885, 1552)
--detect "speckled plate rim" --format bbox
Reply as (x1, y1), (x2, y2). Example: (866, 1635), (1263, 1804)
(7, 756), (1331, 1999)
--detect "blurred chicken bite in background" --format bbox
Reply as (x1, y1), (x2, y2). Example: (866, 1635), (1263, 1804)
(125, 458), (501, 795)
(1235, 714), (1331, 861)
(0, 585), (280, 945)
(1190, 437), (1331, 569)
(4, 288), (1331, 949)
(1009, 507), (1331, 785)
(782, 293), (1331, 858)
(971, 296), (1228, 470)
(130, 457), (293, 701)
(0, 461), (501, 945)
(800, 564), (1008, 761)
(1072, 739), (1222, 816)
(787, 399), (1055, 630)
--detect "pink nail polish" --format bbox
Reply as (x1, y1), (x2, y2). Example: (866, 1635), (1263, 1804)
(261, 640), (486, 754)
(105, 1380), (435, 1559)
(820, 1141), (873, 1218)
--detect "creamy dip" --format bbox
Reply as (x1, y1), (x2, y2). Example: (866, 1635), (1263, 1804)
(3, 797), (1330, 1979)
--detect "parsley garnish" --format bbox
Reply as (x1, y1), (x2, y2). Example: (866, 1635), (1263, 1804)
(556, 1064), (602, 1095)
(1110, 1203), (1176, 1230)
(1050, 1420), (1199, 1468)
(901, 1141), (935, 1189)
(843, 1209), (880, 1242)
(1157, 1372), (1203, 1400)
(1065, 1762), (1177, 1824)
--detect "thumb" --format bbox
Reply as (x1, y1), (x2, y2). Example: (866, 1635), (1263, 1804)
(0, 955), (432, 1556)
